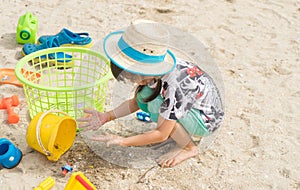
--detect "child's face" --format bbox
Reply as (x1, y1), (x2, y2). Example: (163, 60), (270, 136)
(128, 75), (155, 85)
(137, 78), (154, 85)
(120, 71), (156, 85)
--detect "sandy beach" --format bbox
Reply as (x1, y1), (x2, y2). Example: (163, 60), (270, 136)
(0, 0), (299, 189)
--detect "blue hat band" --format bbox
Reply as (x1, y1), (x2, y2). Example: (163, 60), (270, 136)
(118, 37), (166, 64)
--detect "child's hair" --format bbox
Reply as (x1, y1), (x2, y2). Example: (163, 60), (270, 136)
(110, 61), (162, 102)
(135, 79), (162, 102)
(110, 60), (123, 80)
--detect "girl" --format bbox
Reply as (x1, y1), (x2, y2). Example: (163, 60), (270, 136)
(78, 20), (224, 167)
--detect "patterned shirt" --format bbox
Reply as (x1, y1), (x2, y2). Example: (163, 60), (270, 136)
(159, 59), (224, 132)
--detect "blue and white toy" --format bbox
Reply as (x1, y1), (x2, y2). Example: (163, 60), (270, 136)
(136, 112), (152, 122)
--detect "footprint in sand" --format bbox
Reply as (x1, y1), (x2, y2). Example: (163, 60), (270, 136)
(273, 63), (292, 75)
(250, 134), (260, 148)
(279, 168), (290, 178)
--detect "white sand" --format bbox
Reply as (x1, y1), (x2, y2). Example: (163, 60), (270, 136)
(0, 0), (299, 189)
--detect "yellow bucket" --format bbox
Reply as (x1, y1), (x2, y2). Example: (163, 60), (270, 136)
(26, 110), (77, 161)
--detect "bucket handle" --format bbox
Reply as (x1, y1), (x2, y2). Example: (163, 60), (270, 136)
(36, 110), (70, 157)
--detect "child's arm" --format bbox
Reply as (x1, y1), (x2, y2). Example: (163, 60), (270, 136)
(106, 97), (139, 121)
(77, 97), (139, 131)
(91, 116), (177, 147)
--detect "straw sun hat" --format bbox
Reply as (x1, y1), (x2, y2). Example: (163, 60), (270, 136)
(103, 20), (176, 76)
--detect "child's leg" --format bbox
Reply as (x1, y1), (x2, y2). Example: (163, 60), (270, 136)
(157, 123), (199, 167)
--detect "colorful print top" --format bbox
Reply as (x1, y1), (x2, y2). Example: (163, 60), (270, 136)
(159, 59), (224, 133)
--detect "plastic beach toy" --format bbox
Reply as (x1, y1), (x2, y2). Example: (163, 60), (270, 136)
(0, 68), (40, 87)
(0, 138), (22, 169)
(34, 177), (55, 190)
(38, 28), (93, 48)
(61, 164), (73, 176)
(136, 111), (152, 122)
(16, 12), (38, 44)
(15, 47), (112, 120)
(0, 68), (22, 87)
(64, 171), (96, 190)
(0, 95), (20, 124)
(26, 110), (77, 161)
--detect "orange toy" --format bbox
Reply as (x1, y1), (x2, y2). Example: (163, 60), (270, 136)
(0, 68), (22, 87)
(0, 68), (41, 87)
(0, 95), (20, 124)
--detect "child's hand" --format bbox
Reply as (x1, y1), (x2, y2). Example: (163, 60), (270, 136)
(77, 108), (109, 131)
(90, 133), (124, 147)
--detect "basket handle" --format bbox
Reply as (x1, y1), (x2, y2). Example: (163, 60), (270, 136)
(36, 110), (70, 156)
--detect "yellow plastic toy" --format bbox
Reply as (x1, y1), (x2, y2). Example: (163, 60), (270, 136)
(34, 177), (55, 190)
(26, 110), (77, 161)
(64, 172), (96, 190)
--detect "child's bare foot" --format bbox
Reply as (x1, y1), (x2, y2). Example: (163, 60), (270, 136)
(157, 145), (198, 167)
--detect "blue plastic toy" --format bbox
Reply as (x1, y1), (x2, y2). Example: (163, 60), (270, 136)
(136, 111), (152, 122)
(0, 138), (22, 169)
(61, 164), (73, 176)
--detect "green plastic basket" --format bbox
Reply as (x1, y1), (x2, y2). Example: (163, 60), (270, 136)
(15, 47), (112, 119)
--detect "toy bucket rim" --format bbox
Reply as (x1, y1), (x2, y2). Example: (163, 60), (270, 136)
(15, 47), (113, 92)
